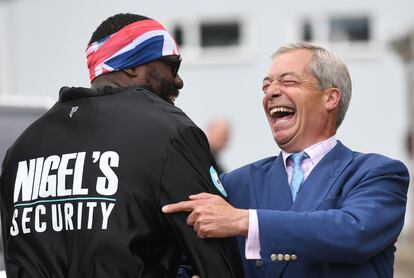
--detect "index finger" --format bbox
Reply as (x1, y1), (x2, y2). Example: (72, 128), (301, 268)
(189, 192), (217, 200)
(162, 200), (197, 214)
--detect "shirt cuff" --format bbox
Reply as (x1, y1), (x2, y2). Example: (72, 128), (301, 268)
(245, 209), (261, 259)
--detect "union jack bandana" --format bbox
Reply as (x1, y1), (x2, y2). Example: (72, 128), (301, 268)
(86, 19), (180, 81)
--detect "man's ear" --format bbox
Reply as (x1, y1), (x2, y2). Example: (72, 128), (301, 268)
(324, 88), (341, 111)
(123, 67), (140, 78)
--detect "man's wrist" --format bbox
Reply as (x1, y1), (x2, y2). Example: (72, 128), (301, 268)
(236, 209), (249, 237)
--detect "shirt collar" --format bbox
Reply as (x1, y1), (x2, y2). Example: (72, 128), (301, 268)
(282, 136), (338, 168)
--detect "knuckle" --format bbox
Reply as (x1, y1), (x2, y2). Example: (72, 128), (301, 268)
(194, 208), (203, 216)
(198, 230), (206, 238)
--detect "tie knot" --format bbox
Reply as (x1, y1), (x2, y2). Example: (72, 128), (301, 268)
(289, 151), (308, 166)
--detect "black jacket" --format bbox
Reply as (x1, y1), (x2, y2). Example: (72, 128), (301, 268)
(0, 87), (243, 278)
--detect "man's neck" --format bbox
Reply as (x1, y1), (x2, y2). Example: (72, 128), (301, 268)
(91, 72), (133, 89)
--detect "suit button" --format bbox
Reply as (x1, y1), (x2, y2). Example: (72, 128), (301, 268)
(284, 254), (291, 261)
(270, 253), (277, 261)
(277, 254), (284, 261)
(255, 260), (262, 268)
(291, 254), (297, 260)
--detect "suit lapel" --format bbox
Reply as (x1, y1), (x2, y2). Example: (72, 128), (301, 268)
(292, 141), (353, 211)
(246, 142), (353, 278)
(251, 154), (293, 210)
(250, 155), (292, 277)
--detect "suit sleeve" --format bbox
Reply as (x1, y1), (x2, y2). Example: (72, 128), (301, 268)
(257, 158), (409, 264)
(159, 126), (244, 278)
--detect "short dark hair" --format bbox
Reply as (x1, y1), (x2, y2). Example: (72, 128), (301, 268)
(88, 13), (150, 45)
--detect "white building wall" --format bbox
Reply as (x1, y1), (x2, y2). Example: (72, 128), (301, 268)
(0, 2), (11, 97)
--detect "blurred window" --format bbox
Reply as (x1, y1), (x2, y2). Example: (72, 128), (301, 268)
(329, 16), (370, 42)
(200, 22), (240, 47)
(167, 18), (248, 64)
(172, 25), (184, 47)
(301, 20), (313, 42)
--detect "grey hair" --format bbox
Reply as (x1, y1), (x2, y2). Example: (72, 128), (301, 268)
(271, 42), (352, 129)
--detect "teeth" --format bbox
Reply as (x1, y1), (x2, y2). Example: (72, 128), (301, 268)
(270, 107), (295, 116)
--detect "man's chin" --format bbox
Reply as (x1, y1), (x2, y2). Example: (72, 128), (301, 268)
(167, 96), (177, 105)
(162, 91), (179, 105)
(165, 97), (176, 105)
(142, 82), (179, 105)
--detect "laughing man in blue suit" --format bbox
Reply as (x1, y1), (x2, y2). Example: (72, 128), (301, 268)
(164, 42), (409, 278)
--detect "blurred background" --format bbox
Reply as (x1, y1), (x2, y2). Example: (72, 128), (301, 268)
(1, 0), (414, 276)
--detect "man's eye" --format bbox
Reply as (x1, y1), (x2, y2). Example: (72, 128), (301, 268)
(262, 82), (270, 93)
(262, 83), (270, 93)
(282, 80), (298, 86)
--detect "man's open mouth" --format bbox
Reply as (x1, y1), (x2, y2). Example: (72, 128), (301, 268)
(269, 106), (296, 121)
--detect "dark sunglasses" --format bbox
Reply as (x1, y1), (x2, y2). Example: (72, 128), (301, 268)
(159, 56), (182, 77)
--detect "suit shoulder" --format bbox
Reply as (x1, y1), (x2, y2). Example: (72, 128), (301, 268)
(352, 151), (409, 177)
(353, 151), (407, 167)
(222, 156), (277, 181)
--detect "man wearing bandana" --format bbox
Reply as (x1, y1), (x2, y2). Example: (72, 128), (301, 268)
(0, 13), (243, 278)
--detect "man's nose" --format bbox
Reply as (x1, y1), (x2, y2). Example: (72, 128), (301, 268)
(175, 74), (184, 89)
(266, 82), (283, 99)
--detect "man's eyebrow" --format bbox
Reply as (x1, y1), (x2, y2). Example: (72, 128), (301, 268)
(263, 72), (300, 83)
(280, 72), (299, 78)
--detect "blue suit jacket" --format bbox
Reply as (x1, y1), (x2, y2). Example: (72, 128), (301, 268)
(221, 142), (409, 278)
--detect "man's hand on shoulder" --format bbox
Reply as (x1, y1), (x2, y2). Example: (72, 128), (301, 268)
(162, 193), (249, 238)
